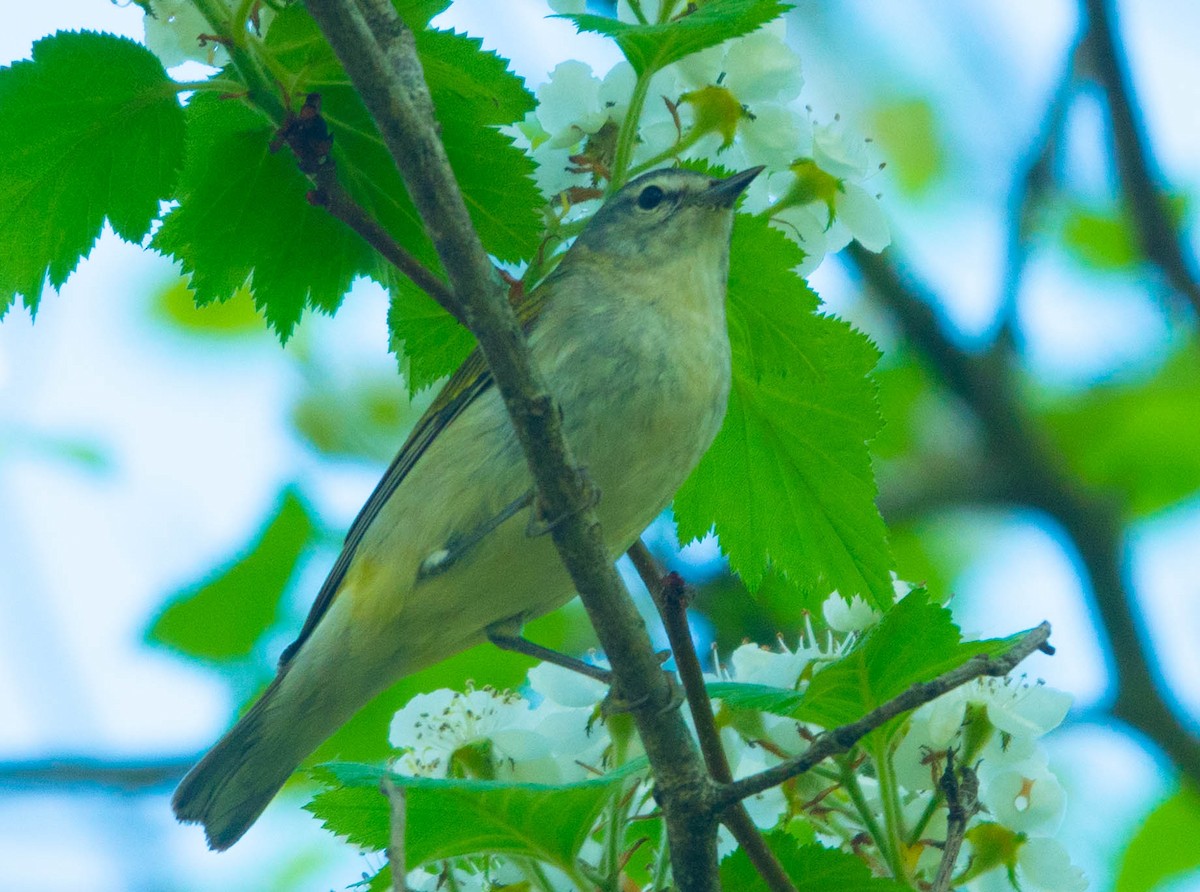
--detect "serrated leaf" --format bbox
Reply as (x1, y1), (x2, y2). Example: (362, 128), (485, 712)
(0, 31), (185, 314)
(1115, 785), (1200, 892)
(307, 759), (646, 871)
(151, 93), (376, 340)
(388, 280), (475, 393)
(709, 591), (1027, 734)
(396, 0), (452, 28)
(798, 597), (1021, 735)
(674, 214), (893, 608)
(258, 6), (540, 354)
(562, 0), (790, 77)
(721, 834), (908, 892)
(147, 486), (318, 660)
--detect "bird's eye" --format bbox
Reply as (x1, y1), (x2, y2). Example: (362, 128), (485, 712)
(637, 184), (665, 210)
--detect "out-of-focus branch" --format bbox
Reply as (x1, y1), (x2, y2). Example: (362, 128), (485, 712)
(303, 2), (719, 889)
(848, 242), (1200, 785)
(0, 756), (193, 791)
(1081, 0), (1200, 313)
(996, 33), (1083, 348)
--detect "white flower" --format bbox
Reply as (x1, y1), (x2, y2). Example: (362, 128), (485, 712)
(537, 61), (608, 146)
(389, 686), (563, 781)
(731, 745), (788, 829)
(772, 202), (830, 276)
(728, 641), (810, 690)
(1017, 838), (1088, 892)
(547, 0), (587, 12)
(718, 24), (804, 104)
(924, 677), (1072, 749)
(822, 592), (881, 633)
(983, 761), (1067, 834)
(527, 661), (608, 708)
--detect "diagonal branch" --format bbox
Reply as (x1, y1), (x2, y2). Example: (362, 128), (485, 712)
(848, 242), (1200, 786)
(303, 2), (719, 889)
(714, 623), (1052, 808)
(1081, 0), (1200, 313)
(629, 541), (798, 892)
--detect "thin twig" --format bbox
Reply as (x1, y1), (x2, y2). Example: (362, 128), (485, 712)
(628, 540), (798, 892)
(313, 180), (461, 323)
(382, 778), (409, 892)
(304, 2), (720, 889)
(272, 91), (463, 323)
(715, 623), (1051, 808)
(930, 751), (978, 892)
(848, 243), (1200, 786)
(1082, 0), (1200, 313)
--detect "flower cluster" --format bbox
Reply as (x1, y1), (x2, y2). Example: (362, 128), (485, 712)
(387, 590), (1085, 892)
(519, 1), (890, 274)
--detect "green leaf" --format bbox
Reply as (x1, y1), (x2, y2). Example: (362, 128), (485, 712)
(561, 0), (791, 77)
(707, 680), (803, 716)
(869, 97), (944, 196)
(709, 591), (1026, 734)
(291, 369), (426, 462)
(150, 276), (265, 337)
(721, 834), (908, 892)
(0, 31), (185, 314)
(259, 6), (539, 353)
(1060, 202), (1140, 270)
(387, 282), (475, 393)
(147, 486), (319, 660)
(674, 214), (893, 608)
(307, 759), (646, 872)
(1040, 346), (1200, 517)
(151, 93), (377, 340)
(395, 0), (452, 28)
(1115, 785), (1200, 892)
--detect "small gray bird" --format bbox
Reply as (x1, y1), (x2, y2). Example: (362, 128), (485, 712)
(173, 165), (761, 849)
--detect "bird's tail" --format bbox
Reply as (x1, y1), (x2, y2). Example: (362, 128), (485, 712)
(172, 672), (313, 850)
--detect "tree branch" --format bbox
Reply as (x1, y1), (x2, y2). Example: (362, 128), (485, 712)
(848, 242), (1200, 786)
(303, 2), (719, 888)
(996, 33), (1082, 349)
(382, 778), (409, 892)
(0, 755), (193, 791)
(1081, 0), (1200, 313)
(629, 541), (797, 892)
(930, 752), (978, 892)
(714, 623), (1052, 808)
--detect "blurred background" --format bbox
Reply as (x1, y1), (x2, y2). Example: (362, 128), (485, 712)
(2, 0), (1198, 889)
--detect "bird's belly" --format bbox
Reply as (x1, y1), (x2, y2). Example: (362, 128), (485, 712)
(338, 328), (729, 677)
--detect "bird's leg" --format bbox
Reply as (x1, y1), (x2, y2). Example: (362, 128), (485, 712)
(417, 491), (535, 580)
(525, 467), (601, 538)
(486, 617), (613, 685)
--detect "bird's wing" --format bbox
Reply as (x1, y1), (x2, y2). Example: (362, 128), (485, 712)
(277, 349), (492, 667)
(276, 287), (549, 668)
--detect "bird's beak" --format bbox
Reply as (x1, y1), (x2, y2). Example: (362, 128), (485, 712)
(705, 166), (765, 207)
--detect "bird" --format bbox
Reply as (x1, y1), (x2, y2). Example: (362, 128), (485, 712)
(172, 164), (762, 850)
